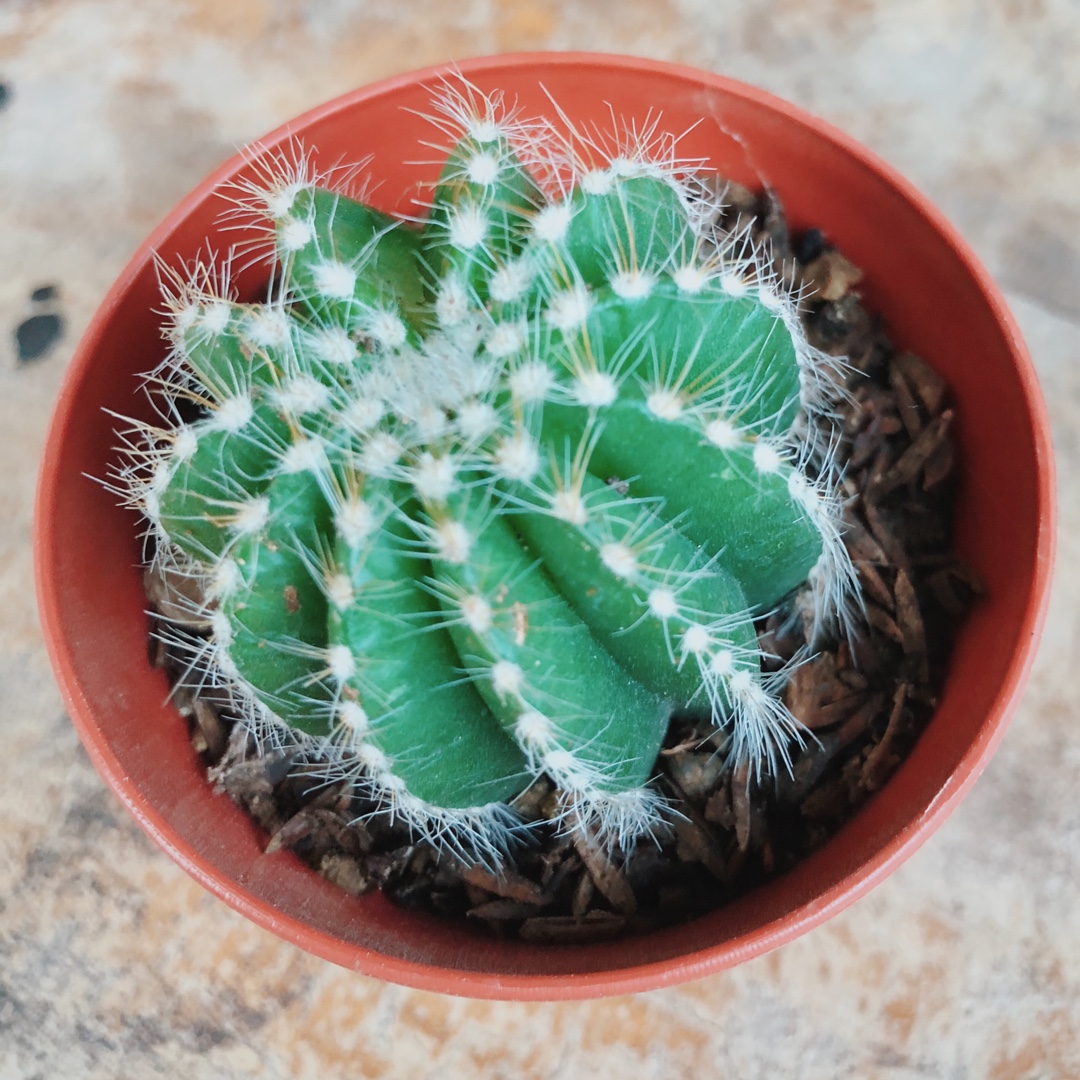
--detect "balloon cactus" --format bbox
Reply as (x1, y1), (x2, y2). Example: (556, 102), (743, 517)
(116, 82), (859, 860)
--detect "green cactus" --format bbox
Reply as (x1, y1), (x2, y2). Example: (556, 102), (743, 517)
(120, 83), (858, 859)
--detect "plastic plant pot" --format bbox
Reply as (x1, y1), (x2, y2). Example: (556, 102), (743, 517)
(34, 53), (1055, 1001)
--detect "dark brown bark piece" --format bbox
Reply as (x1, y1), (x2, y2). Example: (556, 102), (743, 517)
(518, 912), (628, 944)
(894, 351), (947, 416)
(459, 863), (549, 906)
(570, 820), (637, 915)
(319, 853), (372, 896)
(148, 178), (973, 947)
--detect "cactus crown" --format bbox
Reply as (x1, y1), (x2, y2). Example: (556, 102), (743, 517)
(115, 80), (859, 862)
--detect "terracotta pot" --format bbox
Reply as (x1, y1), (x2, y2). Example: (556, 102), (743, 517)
(34, 53), (1055, 1000)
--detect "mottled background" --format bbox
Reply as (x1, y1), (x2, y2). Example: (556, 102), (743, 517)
(2, 2), (1079, 1076)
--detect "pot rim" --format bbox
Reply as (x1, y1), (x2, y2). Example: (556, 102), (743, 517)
(33, 51), (1057, 1000)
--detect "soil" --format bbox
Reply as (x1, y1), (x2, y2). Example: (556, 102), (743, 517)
(146, 181), (980, 943)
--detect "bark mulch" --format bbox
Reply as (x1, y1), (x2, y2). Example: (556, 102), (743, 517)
(147, 180), (980, 943)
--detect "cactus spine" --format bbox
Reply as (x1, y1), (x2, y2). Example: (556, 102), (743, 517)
(118, 82), (858, 859)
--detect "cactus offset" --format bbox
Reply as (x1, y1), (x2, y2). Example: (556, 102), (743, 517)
(116, 82), (859, 859)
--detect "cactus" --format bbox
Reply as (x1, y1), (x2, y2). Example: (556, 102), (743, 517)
(116, 82), (858, 861)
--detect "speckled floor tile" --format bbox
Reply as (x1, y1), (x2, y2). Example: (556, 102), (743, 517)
(2, 2), (1078, 1076)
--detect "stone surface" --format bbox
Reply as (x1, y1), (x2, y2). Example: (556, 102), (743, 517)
(2, 1), (1078, 1075)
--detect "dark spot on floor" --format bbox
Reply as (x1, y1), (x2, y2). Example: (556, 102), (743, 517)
(15, 313), (63, 363)
(62, 787), (123, 839)
(30, 284), (58, 302)
(0, 84), (9, 112)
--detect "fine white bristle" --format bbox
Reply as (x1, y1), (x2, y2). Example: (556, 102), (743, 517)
(681, 623), (710, 656)
(368, 310), (408, 350)
(172, 427), (199, 462)
(514, 710), (553, 749)
(279, 437), (325, 475)
(357, 742), (389, 773)
(209, 557), (242, 599)
(310, 325), (356, 365)
(456, 400), (499, 441)
(485, 321), (526, 359)
(580, 168), (614, 195)
(610, 269), (656, 300)
(275, 375), (330, 416)
(343, 395), (385, 434)
(708, 649), (735, 676)
(242, 307), (291, 349)
(491, 660), (524, 699)
(435, 277), (470, 327)
(359, 432), (403, 477)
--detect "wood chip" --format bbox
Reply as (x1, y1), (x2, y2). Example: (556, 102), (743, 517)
(571, 871), (596, 917)
(192, 699), (227, 762)
(666, 751), (725, 799)
(801, 249), (864, 302)
(364, 847), (416, 890)
(776, 693), (883, 807)
(216, 753), (294, 799)
(459, 863), (548, 906)
(319, 853), (372, 896)
(783, 653), (867, 730)
(894, 570), (930, 685)
(865, 603), (905, 645)
(863, 499), (912, 575)
(703, 774), (736, 829)
(671, 806), (729, 880)
(570, 820), (637, 915)
(518, 911), (628, 944)
(856, 557), (896, 610)
(143, 563), (214, 629)
(861, 685), (908, 791)
(921, 435), (955, 490)
(147, 179), (975, 947)
(889, 361), (925, 441)
(873, 410), (954, 496)
(467, 899), (548, 920)
(894, 351), (947, 415)
(731, 765), (752, 852)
